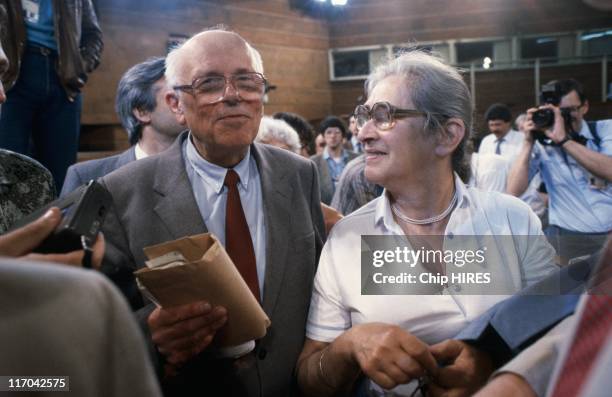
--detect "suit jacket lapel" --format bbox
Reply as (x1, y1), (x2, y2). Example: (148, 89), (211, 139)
(252, 144), (293, 315)
(152, 132), (208, 239)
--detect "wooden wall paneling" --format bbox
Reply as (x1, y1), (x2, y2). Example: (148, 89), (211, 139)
(81, 0), (332, 152)
(330, 0), (612, 47)
(79, 0), (610, 153)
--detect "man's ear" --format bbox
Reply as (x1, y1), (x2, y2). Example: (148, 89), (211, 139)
(165, 91), (187, 125)
(132, 108), (151, 124)
(581, 99), (589, 118)
(435, 117), (465, 157)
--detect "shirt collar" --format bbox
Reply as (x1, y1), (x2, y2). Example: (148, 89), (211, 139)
(185, 133), (252, 194)
(577, 119), (592, 139)
(323, 147), (347, 161)
(374, 173), (471, 233)
(495, 129), (518, 142)
(134, 143), (149, 160)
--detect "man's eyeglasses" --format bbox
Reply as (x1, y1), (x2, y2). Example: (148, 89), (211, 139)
(173, 72), (267, 104)
(353, 101), (427, 131)
(560, 104), (584, 114)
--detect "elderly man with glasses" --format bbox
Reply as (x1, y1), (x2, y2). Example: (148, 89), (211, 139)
(99, 29), (325, 397)
(296, 50), (558, 397)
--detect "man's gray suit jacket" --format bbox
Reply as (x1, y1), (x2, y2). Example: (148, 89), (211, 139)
(60, 147), (136, 197)
(100, 131), (326, 397)
(310, 150), (359, 205)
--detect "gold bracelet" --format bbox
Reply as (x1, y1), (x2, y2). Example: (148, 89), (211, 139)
(318, 347), (335, 388)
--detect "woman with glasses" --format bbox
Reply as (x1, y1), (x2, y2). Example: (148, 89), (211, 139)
(296, 51), (558, 397)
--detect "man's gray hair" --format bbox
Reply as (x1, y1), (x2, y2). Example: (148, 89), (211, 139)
(115, 57), (166, 145)
(365, 50), (472, 180)
(165, 27), (264, 89)
(256, 116), (301, 153)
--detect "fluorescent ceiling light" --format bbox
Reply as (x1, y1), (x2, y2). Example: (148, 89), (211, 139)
(581, 30), (612, 41)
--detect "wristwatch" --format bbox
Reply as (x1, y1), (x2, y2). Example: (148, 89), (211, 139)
(557, 136), (571, 147)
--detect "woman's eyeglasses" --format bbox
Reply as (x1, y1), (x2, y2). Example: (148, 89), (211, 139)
(353, 101), (426, 131)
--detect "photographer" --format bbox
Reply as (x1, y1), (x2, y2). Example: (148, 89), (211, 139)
(507, 79), (612, 263)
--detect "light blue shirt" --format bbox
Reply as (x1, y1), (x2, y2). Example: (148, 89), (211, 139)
(22, 0), (57, 51)
(351, 136), (362, 153)
(183, 135), (267, 298)
(529, 119), (612, 233)
(323, 148), (350, 189)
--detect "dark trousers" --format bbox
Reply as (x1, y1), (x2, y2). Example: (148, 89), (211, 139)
(0, 46), (81, 193)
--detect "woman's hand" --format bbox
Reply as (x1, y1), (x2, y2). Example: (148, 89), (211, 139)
(428, 339), (494, 397)
(342, 322), (439, 390)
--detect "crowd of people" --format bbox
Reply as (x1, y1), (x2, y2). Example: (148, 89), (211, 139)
(0, 2), (611, 397)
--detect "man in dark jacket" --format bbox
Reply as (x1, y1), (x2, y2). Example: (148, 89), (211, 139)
(60, 57), (183, 197)
(0, 0), (103, 192)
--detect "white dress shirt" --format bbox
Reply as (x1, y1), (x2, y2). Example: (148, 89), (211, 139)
(499, 294), (612, 397)
(479, 129), (524, 159)
(183, 135), (267, 298)
(469, 153), (510, 192)
(306, 174), (557, 396)
(480, 129), (546, 218)
(135, 143), (149, 160)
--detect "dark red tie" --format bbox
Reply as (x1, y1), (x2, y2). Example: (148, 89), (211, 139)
(223, 169), (260, 302)
(550, 294), (612, 397)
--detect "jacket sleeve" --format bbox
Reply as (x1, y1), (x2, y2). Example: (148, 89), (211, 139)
(308, 160), (326, 263)
(79, 0), (103, 73)
(60, 164), (86, 197)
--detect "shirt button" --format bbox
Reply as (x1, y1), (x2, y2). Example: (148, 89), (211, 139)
(454, 285), (462, 292)
(258, 347), (267, 360)
(447, 232), (454, 239)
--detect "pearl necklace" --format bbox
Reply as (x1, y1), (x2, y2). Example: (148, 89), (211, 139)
(391, 190), (458, 225)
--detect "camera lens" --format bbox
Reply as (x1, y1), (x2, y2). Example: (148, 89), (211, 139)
(532, 109), (554, 129)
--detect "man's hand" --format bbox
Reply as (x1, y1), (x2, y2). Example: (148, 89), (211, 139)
(428, 339), (494, 397)
(342, 323), (438, 390)
(473, 372), (536, 397)
(148, 301), (228, 369)
(523, 108), (540, 145)
(539, 104), (569, 144)
(0, 207), (105, 268)
(321, 203), (343, 234)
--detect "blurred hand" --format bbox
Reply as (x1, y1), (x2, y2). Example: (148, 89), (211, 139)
(148, 301), (228, 369)
(343, 323), (438, 390)
(0, 207), (105, 268)
(523, 108), (540, 144)
(428, 339), (494, 397)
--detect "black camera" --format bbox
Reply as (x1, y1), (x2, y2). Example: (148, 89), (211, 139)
(11, 180), (113, 254)
(532, 82), (573, 130)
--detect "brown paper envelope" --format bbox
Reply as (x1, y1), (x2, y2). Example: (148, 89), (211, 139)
(135, 233), (270, 346)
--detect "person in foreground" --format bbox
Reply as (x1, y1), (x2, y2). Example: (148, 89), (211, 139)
(0, 209), (161, 397)
(296, 50), (558, 397)
(100, 28), (325, 396)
